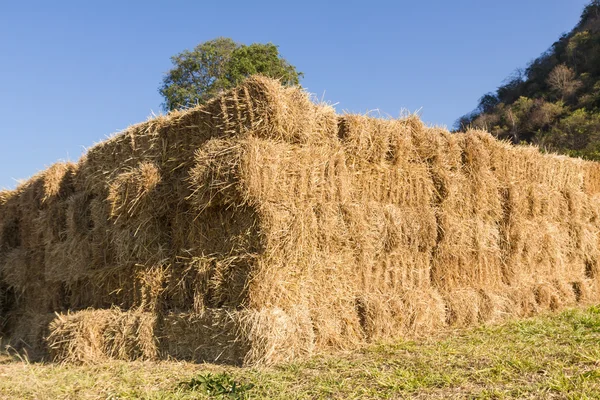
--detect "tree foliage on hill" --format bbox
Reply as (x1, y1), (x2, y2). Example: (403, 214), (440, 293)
(159, 38), (302, 111)
(457, 1), (600, 160)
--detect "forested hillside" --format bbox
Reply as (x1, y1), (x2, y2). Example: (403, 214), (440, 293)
(457, 1), (600, 160)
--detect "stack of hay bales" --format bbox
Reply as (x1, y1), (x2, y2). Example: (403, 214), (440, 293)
(0, 77), (599, 365)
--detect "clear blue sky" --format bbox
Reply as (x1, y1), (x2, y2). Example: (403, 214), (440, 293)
(0, 0), (590, 189)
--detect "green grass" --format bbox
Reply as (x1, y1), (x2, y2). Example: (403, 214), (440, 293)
(1, 306), (599, 399)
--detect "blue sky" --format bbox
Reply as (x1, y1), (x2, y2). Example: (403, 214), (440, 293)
(0, 0), (590, 189)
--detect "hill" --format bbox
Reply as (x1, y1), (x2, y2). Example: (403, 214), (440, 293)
(457, 1), (600, 160)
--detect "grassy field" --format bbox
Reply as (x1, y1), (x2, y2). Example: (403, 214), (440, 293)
(0, 306), (599, 399)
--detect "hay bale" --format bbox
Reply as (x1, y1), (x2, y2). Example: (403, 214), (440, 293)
(6, 312), (55, 361)
(63, 264), (169, 312)
(107, 162), (161, 219)
(41, 163), (77, 204)
(159, 306), (313, 366)
(0, 248), (30, 289)
(47, 308), (157, 363)
(441, 288), (513, 326)
(356, 290), (446, 340)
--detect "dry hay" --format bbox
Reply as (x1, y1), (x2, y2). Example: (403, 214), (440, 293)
(5, 312), (55, 360)
(159, 307), (314, 366)
(47, 308), (157, 364)
(0, 76), (599, 366)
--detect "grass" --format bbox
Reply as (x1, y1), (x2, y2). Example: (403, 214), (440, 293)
(0, 306), (599, 399)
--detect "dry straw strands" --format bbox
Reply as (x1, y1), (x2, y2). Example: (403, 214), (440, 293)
(0, 76), (599, 365)
(47, 308), (157, 363)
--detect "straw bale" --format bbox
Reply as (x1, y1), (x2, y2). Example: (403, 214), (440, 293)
(88, 196), (116, 269)
(64, 264), (169, 312)
(6, 280), (63, 317)
(107, 162), (161, 220)
(0, 248), (31, 289)
(161, 257), (211, 313)
(109, 218), (169, 267)
(355, 290), (446, 340)
(205, 76), (338, 144)
(507, 286), (541, 317)
(13, 178), (45, 252)
(104, 163), (171, 267)
(442, 288), (513, 326)
(41, 192), (112, 283)
(339, 115), (415, 164)
(7, 312), (55, 361)
(159, 309), (243, 364)
(159, 306), (313, 366)
(532, 283), (563, 311)
(47, 308), (157, 363)
(442, 288), (486, 327)
(41, 163), (77, 205)
(0, 216), (20, 267)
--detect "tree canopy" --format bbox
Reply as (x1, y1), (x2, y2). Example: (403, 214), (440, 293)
(159, 38), (302, 111)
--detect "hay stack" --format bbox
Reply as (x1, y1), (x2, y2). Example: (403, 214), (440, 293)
(0, 76), (599, 365)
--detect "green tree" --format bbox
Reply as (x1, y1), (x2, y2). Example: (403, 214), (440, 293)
(159, 38), (302, 111)
(543, 109), (600, 158)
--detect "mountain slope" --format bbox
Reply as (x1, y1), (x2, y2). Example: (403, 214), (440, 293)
(457, 1), (600, 160)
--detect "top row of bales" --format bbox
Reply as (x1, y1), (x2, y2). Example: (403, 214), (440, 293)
(1, 76), (599, 365)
